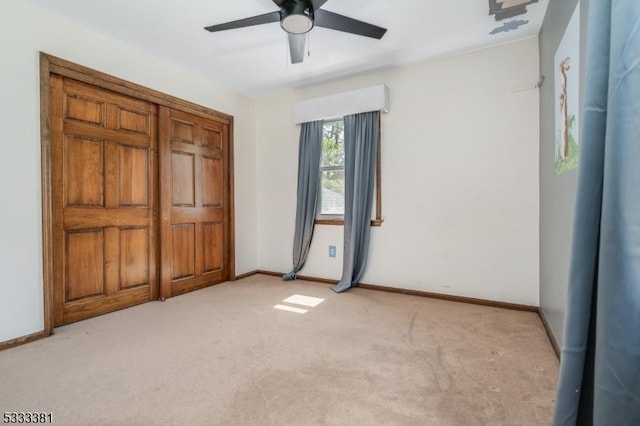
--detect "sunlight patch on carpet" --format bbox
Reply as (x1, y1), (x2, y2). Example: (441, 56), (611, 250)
(273, 304), (308, 314)
(283, 294), (325, 307)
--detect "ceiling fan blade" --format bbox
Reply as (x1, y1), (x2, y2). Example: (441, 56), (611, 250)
(314, 9), (387, 39)
(310, 0), (329, 11)
(272, 0), (285, 6)
(288, 33), (306, 64)
(204, 11), (281, 32)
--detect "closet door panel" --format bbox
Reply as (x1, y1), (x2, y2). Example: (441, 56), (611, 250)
(51, 76), (158, 326)
(159, 107), (230, 298)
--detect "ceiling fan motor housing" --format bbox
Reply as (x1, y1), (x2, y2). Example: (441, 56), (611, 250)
(280, 0), (315, 34)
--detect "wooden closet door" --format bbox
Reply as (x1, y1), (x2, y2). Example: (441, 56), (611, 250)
(159, 107), (230, 298)
(50, 76), (158, 326)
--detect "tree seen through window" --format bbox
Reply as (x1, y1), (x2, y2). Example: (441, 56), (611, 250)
(320, 120), (345, 216)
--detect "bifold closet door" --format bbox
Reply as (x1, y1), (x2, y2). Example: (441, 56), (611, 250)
(50, 76), (158, 326)
(159, 106), (231, 298)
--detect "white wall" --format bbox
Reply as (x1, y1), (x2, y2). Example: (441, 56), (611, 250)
(539, 0), (586, 347)
(0, 1), (257, 343)
(256, 37), (540, 306)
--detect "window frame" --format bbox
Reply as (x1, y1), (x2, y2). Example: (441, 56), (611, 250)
(315, 116), (383, 227)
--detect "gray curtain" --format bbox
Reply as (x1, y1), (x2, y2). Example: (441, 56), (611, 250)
(553, 1), (640, 424)
(283, 120), (323, 281)
(331, 111), (379, 293)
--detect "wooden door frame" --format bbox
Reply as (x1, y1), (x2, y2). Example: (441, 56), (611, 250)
(40, 53), (236, 336)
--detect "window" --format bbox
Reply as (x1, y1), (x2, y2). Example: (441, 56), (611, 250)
(319, 120), (345, 217)
(316, 118), (383, 227)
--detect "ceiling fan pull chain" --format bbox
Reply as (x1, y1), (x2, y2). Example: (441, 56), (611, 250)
(285, 32), (290, 68)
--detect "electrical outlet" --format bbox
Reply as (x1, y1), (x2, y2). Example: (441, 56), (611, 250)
(329, 245), (337, 258)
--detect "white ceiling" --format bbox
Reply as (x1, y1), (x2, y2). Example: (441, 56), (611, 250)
(28, 0), (549, 98)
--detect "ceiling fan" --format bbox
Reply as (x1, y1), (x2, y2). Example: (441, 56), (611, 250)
(204, 0), (387, 64)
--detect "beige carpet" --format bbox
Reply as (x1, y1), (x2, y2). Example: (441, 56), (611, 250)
(0, 274), (558, 425)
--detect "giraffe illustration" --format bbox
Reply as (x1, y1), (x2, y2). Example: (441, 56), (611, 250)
(559, 57), (571, 159)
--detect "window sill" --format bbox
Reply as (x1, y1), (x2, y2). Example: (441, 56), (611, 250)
(315, 219), (384, 227)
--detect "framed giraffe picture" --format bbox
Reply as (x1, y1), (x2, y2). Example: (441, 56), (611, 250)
(554, 2), (580, 175)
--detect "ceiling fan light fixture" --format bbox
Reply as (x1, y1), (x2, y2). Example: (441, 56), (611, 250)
(280, 3), (314, 35)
